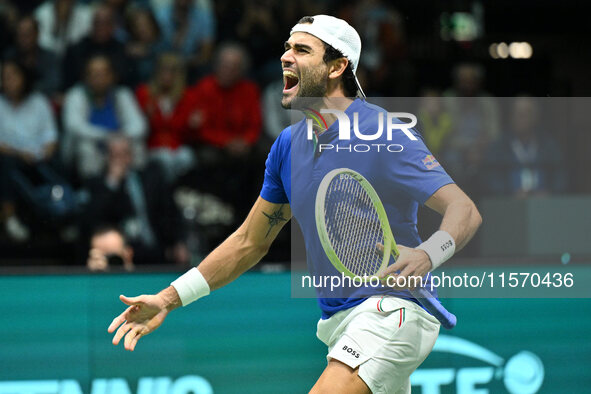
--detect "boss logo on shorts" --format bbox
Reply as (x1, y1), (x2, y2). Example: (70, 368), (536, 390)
(342, 345), (361, 359)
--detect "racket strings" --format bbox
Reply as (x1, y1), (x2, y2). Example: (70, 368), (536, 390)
(324, 176), (385, 277)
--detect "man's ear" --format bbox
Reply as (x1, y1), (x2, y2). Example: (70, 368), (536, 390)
(327, 57), (349, 81)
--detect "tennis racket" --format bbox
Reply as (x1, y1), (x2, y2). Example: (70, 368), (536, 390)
(315, 168), (457, 329)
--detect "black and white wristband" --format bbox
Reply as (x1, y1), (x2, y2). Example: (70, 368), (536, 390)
(416, 230), (456, 271)
(171, 267), (210, 306)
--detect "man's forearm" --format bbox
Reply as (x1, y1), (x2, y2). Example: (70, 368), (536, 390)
(161, 198), (291, 309)
(196, 229), (269, 291)
(419, 185), (482, 272)
(160, 229), (268, 309)
(439, 200), (482, 252)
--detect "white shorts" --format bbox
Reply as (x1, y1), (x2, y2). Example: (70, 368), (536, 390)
(316, 296), (440, 394)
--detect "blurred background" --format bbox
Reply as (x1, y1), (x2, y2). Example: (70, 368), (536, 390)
(0, 0), (590, 393)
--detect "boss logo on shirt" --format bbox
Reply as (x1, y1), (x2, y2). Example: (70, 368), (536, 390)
(342, 345), (361, 359)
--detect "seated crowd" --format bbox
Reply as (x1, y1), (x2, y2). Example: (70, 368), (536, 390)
(0, 0), (266, 268)
(0, 0), (568, 267)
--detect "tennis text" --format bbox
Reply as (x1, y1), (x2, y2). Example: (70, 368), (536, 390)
(0, 376), (213, 394)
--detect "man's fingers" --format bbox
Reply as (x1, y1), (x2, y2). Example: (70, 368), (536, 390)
(375, 243), (385, 256)
(380, 260), (403, 278)
(108, 306), (133, 333)
(120, 294), (144, 306)
(380, 246), (411, 278)
(108, 315), (124, 333)
(113, 322), (132, 345)
(400, 266), (415, 280)
(128, 331), (143, 352)
(125, 327), (142, 351)
(398, 266), (417, 289)
(384, 265), (425, 290)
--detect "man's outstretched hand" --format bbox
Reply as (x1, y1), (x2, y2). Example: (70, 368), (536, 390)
(108, 287), (181, 351)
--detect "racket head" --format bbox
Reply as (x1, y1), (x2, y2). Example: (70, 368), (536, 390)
(315, 168), (399, 281)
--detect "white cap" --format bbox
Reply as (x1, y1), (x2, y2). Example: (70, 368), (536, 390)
(290, 15), (365, 98)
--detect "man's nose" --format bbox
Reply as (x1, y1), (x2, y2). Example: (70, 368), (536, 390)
(280, 49), (294, 66)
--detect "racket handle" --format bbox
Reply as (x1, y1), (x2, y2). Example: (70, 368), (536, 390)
(410, 287), (457, 329)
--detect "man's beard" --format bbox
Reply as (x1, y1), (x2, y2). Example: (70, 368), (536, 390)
(281, 66), (327, 109)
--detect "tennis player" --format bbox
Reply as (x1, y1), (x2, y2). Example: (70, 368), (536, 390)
(108, 15), (482, 394)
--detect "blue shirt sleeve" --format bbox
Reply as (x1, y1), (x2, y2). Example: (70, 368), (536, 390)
(383, 130), (454, 204)
(260, 128), (290, 204)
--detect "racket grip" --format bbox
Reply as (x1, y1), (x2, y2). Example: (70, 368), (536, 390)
(410, 287), (457, 329)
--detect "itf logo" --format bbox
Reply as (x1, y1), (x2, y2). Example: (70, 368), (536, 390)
(304, 108), (418, 153)
(412, 335), (545, 394)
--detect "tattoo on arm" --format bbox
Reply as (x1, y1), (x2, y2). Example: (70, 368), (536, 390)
(262, 204), (288, 237)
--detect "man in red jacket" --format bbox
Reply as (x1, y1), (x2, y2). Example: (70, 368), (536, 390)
(191, 42), (262, 151)
(189, 42), (263, 223)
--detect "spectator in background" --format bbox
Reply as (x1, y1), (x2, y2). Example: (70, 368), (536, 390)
(235, 0), (282, 83)
(34, 0), (93, 57)
(444, 63), (500, 190)
(135, 53), (197, 183)
(190, 42), (261, 151)
(3, 15), (62, 100)
(0, 0), (18, 54)
(62, 4), (131, 89)
(352, 1), (414, 96)
(153, 0), (215, 78)
(62, 54), (146, 180)
(87, 225), (134, 271)
(0, 58), (58, 241)
(84, 137), (190, 265)
(103, 0), (132, 43)
(189, 42), (262, 221)
(417, 89), (452, 156)
(212, 0), (242, 42)
(125, 6), (165, 86)
(484, 96), (567, 197)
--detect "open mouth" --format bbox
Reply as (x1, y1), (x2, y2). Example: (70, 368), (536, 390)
(283, 70), (299, 93)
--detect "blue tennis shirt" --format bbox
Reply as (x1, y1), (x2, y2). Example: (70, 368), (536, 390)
(260, 98), (454, 319)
